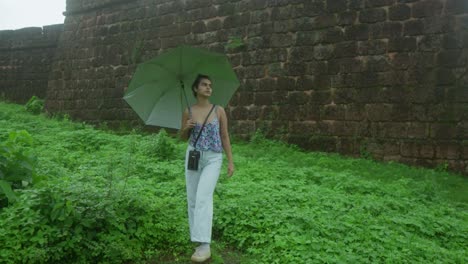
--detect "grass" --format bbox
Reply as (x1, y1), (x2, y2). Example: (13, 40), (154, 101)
(0, 101), (467, 263)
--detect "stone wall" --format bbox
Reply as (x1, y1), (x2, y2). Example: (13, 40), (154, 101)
(18, 0), (468, 174)
(0, 25), (63, 103)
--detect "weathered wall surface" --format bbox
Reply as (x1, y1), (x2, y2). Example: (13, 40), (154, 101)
(3, 0), (468, 174)
(0, 25), (63, 103)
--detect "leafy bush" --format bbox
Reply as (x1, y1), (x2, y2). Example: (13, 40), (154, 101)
(0, 176), (189, 263)
(0, 130), (37, 207)
(25, 96), (44, 115)
(0, 101), (467, 263)
(144, 129), (177, 160)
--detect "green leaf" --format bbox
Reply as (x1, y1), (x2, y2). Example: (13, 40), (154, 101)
(0, 179), (17, 202)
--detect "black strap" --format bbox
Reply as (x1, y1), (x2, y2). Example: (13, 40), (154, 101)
(193, 104), (216, 150)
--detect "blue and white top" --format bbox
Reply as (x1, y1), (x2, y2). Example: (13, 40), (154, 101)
(189, 106), (223, 153)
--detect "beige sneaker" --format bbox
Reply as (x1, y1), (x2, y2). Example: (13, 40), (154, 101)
(191, 245), (211, 262)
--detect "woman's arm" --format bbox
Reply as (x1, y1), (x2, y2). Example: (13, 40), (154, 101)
(218, 106), (234, 177)
(179, 108), (194, 141)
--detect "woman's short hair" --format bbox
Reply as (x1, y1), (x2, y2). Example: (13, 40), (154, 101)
(191, 74), (211, 97)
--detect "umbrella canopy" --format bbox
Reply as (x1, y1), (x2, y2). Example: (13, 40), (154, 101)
(124, 45), (240, 129)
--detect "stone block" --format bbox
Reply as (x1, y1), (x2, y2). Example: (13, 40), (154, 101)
(389, 4), (411, 21)
(378, 122), (408, 138)
(320, 104), (346, 120)
(254, 92), (273, 106)
(338, 57), (365, 73)
(338, 11), (357, 26)
(366, 103), (393, 121)
(231, 106), (249, 120)
(436, 142), (461, 159)
(268, 33), (295, 48)
(284, 63), (307, 76)
(312, 90), (332, 104)
(446, 0), (468, 15)
(446, 87), (468, 104)
(417, 35), (442, 52)
(335, 41), (358, 58)
(289, 47), (316, 62)
(419, 144), (435, 159)
(323, 27), (345, 43)
(278, 105), (298, 120)
(389, 37), (417, 52)
(345, 103), (366, 121)
(192, 21), (207, 33)
(359, 8), (387, 23)
(365, 0), (395, 7)
(272, 90), (289, 105)
(345, 24), (370, 40)
(306, 61), (329, 75)
(462, 144), (468, 159)
(313, 14), (338, 29)
(313, 44), (335, 60)
(401, 141), (419, 157)
(366, 55), (391, 72)
(371, 22), (403, 39)
(273, 20), (293, 33)
(289, 121), (319, 133)
(288, 91), (310, 105)
(435, 68), (456, 85)
(430, 123), (459, 139)
(422, 16), (456, 34)
(277, 77), (296, 91)
(258, 77), (277, 91)
(303, 0), (326, 16)
(271, 5), (304, 20)
(326, 0), (348, 13)
(232, 120), (256, 135)
(296, 31), (324, 46)
(265, 63), (284, 78)
(412, 0), (443, 18)
(442, 33), (465, 49)
(402, 21), (425, 37)
(357, 39), (388, 55)
(223, 13), (250, 29)
(407, 122), (428, 139)
(238, 92), (254, 106)
(258, 106), (280, 120)
(240, 65), (265, 79)
(437, 50), (464, 68)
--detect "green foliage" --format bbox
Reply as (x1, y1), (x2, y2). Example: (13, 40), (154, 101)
(226, 36), (245, 50)
(25, 96), (44, 115)
(0, 101), (466, 263)
(144, 129), (177, 160)
(0, 130), (37, 206)
(435, 161), (449, 172)
(130, 39), (143, 64)
(359, 143), (372, 159)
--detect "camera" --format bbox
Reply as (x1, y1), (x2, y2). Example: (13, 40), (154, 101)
(187, 150), (201, 171)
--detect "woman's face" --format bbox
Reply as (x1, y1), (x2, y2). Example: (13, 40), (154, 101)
(196, 78), (212, 97)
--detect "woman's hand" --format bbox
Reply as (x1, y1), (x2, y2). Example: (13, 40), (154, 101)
(185, 119), (196, 130)
(227, 162), (235, 177)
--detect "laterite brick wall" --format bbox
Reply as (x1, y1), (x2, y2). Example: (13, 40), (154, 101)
(3, 0), (468, 174)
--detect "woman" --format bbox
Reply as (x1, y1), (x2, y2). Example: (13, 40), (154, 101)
(180, 74), (235, 262)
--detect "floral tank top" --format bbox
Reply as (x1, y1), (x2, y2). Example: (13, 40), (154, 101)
(189, 106), (223, 153)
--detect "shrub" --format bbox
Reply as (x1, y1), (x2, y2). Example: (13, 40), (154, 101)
(144, 129), (177, 160)
(25, 96), (44, 115)
(0, 176), (189, 263)
(0, 130), (37, 207)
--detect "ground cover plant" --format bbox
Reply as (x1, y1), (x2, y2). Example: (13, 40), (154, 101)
(0, 100), (467, 263)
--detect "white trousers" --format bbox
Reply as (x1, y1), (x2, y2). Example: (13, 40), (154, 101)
(185, 146), (223, 243)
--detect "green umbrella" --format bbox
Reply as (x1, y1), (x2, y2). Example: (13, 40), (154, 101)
(123, 45), (240, 129)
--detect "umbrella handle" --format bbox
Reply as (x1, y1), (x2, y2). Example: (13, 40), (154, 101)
(181, 80), (192, 117)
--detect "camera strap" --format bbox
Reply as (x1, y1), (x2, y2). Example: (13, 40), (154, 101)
(193, 104), (216, 150)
